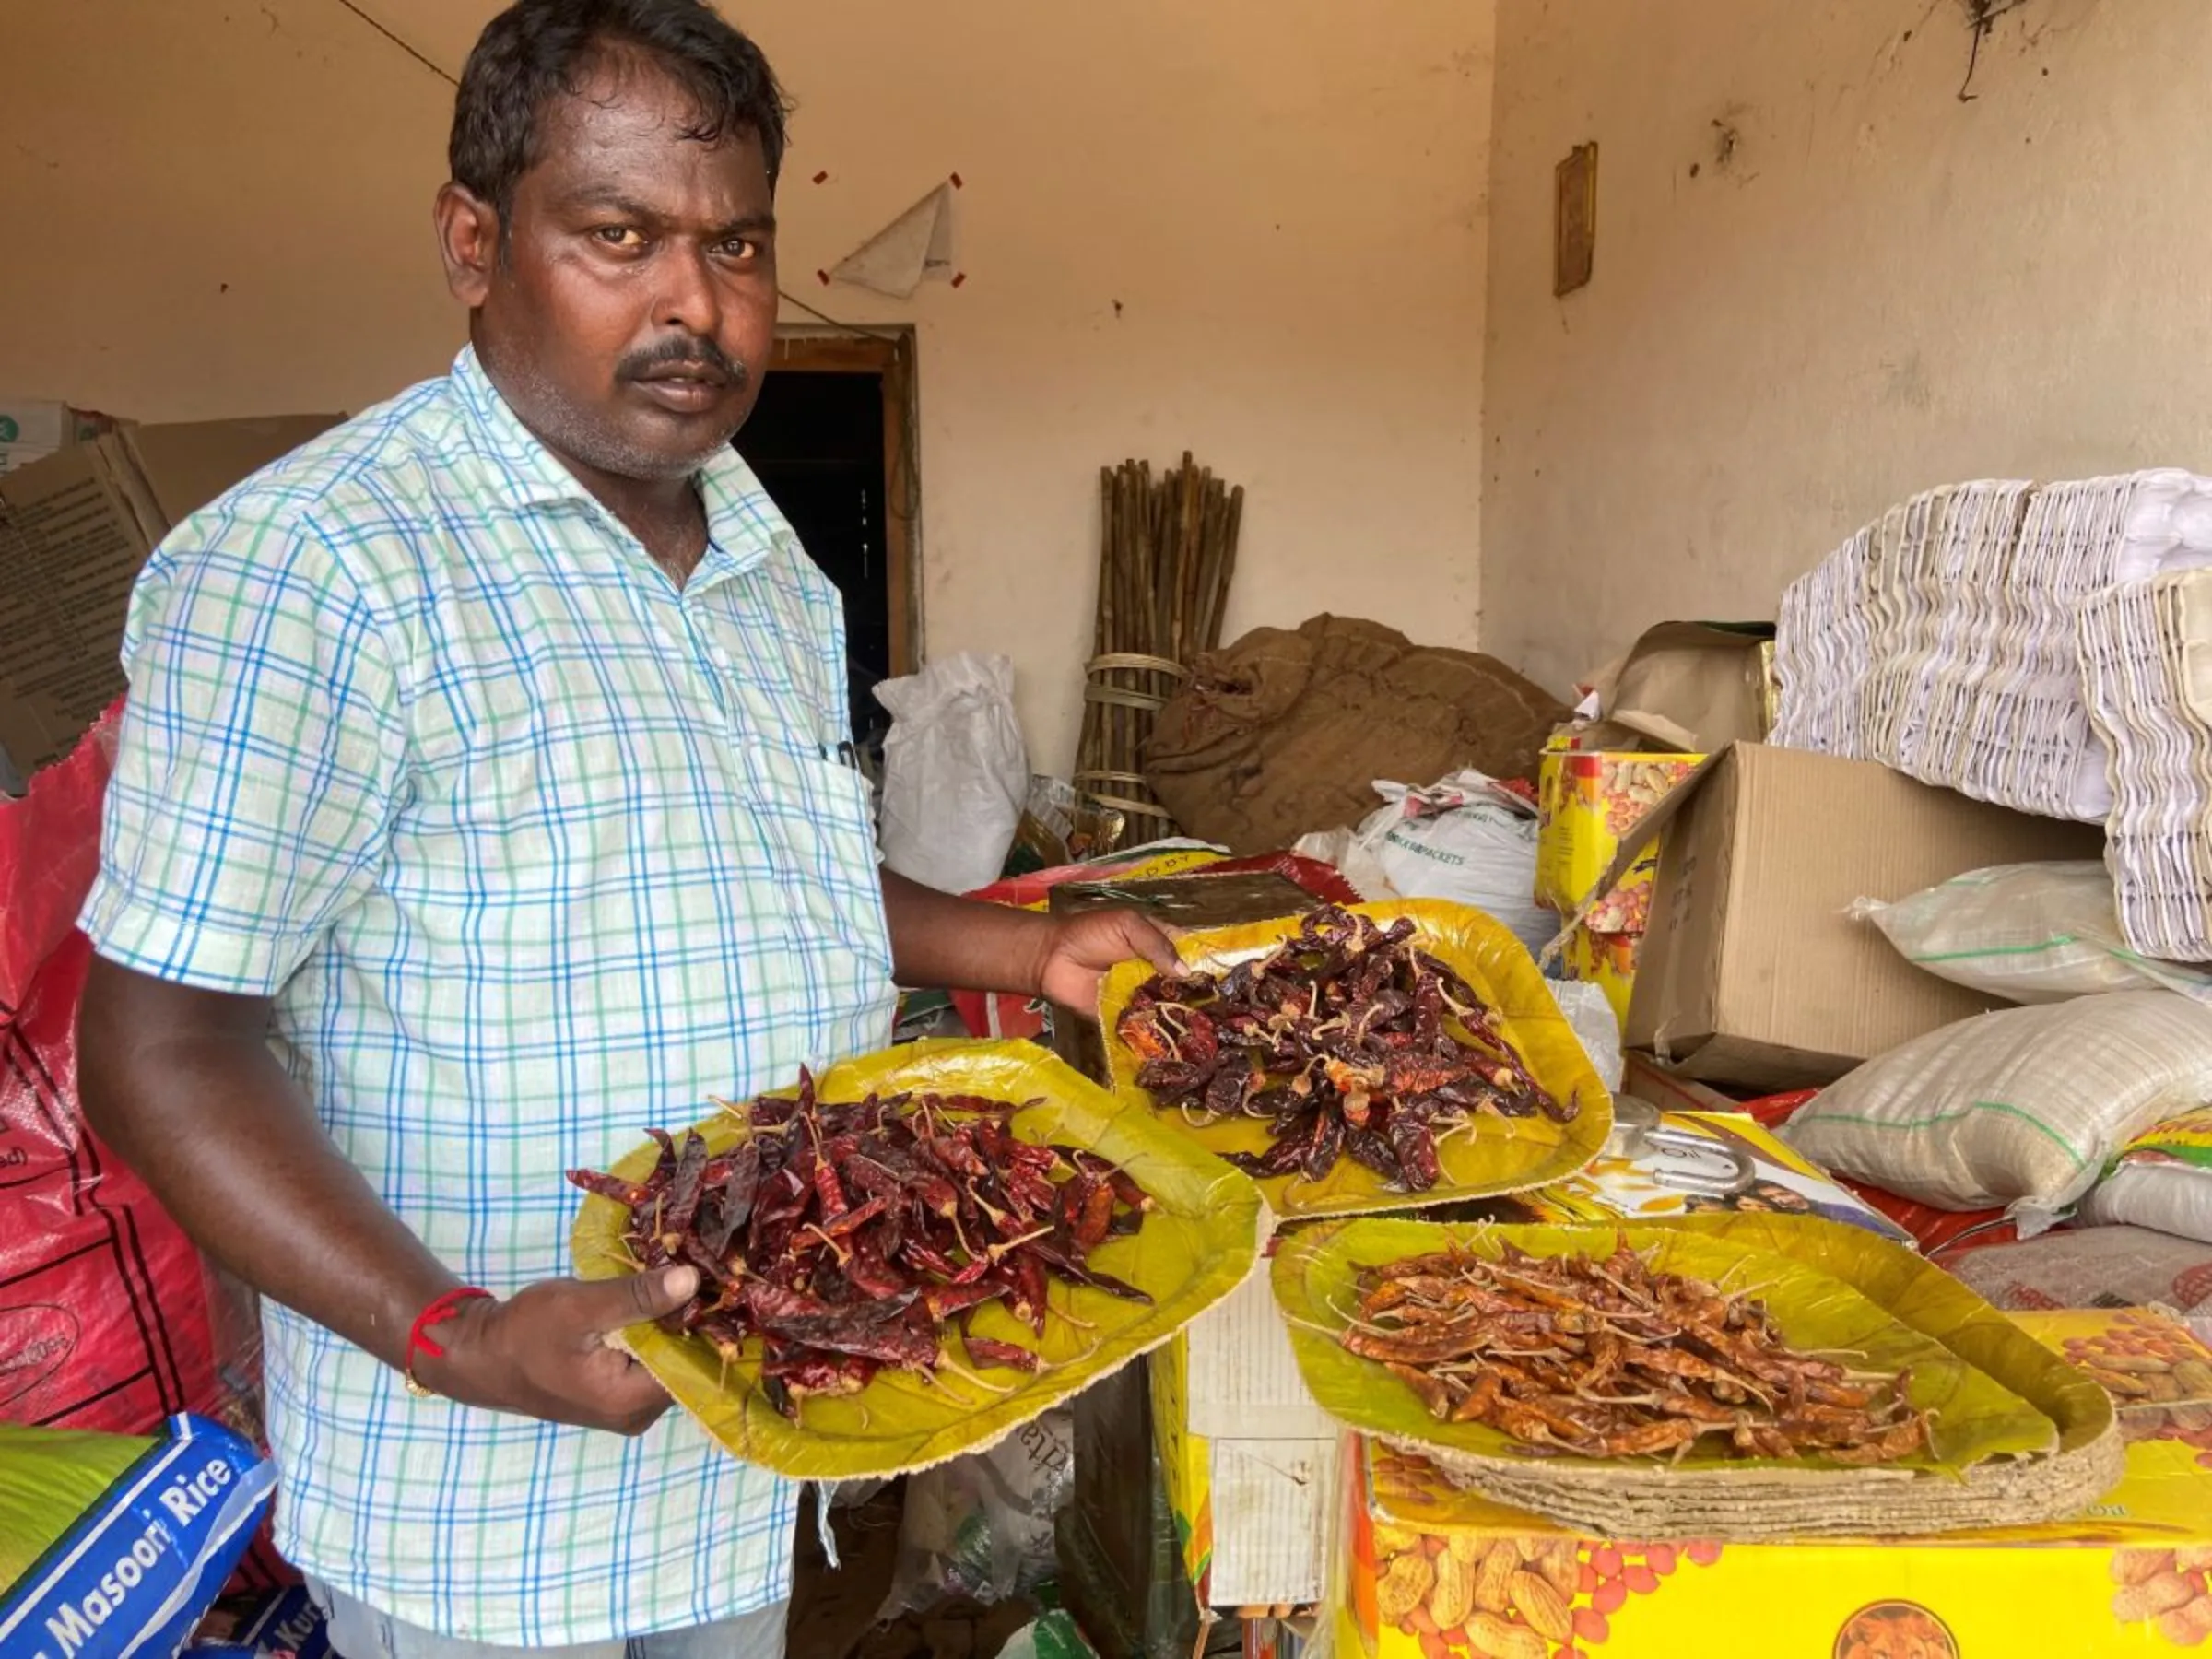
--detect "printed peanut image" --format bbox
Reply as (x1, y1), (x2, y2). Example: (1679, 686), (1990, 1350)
(1598, 763), (1695, 841)
(2063, 1312), (2212, 1463)
(1832, 1601), (1959, 1659)
(1371, 1527), (1721, 1659)
(2110, 1547), (2212, 1648)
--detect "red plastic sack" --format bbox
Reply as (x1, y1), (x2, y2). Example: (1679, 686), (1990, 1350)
(0, 708), (245, 1423)
(948, 852), (1362, 1041)
(0, 702), (292, 1592)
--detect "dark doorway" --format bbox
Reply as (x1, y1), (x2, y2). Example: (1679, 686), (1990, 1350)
(735, 334), (915, 747)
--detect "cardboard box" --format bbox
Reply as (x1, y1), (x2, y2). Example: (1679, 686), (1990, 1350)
(0, 415), (337, 773)
(1152, 1272), (1335, 1611)
(1332, 1310), (2212, 1659)
(0, 399), (118, 477)
(1599, 620), (1778, 754)
(1620, 745), (2102, 1090)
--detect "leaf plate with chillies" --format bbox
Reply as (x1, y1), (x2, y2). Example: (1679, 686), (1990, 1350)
(1098, 900), (1614, 1218)
(569, 1038), (1265, 1480)
(1275, 1215), (2118, 1539)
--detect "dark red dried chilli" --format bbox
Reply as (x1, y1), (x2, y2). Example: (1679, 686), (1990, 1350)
(567, 1070), (1153, 1420)
(1116, 904), (1575, 1192)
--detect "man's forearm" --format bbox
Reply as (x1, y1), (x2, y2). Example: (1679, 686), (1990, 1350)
(77, 955), (458, 1371)
(880, 869), (1054, 995)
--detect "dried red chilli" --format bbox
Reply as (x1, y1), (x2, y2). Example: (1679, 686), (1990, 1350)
(1116, 904), (1575, 1193)
(566, 1071), (1155, 1420)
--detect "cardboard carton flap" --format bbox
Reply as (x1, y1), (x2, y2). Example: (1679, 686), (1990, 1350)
(121, 417), (337, 527)
(1606, 620), (1778, 752)
(1539, 748), (1727, 960)
(0, 414), (340, 775)
(1625, 745), (2103, 1090)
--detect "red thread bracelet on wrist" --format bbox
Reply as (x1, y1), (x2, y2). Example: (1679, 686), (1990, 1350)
(403, 1287), (493, 1399)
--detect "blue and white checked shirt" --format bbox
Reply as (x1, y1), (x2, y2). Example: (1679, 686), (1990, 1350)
(82, 347), (898, 1645)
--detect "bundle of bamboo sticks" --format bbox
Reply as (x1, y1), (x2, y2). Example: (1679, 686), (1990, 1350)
(1073, 453), (1244, 846)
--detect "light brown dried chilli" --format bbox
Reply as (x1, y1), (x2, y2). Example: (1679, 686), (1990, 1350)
(1340, 1235), (1934, 1465)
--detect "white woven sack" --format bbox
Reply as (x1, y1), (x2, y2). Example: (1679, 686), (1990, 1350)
(1781, 991), (2212, 1234)
(2077, 1164), (2212, 1247)
(1853, 863), (2212, 1006)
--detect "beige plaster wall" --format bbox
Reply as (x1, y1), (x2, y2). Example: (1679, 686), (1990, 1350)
(0, 1), (1494, 769)
(1482, 0), (2212, 697)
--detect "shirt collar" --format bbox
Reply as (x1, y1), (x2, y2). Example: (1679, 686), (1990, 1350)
(450, 344), (783, 580)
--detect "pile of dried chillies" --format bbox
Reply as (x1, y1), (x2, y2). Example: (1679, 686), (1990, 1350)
(1342, 1239), (1933, 1465)
(566, 1070), (1153, 1420)
(1114, 905), (1575, 1192)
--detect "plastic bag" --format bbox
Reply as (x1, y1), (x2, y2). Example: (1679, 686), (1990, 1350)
(1946, 1225), (2212, 1317)
(1853, 861), (2212, 1005)
(876, 653), (1030, 895)
(1782, 990), (2212, 1233)
(1345, 771), (1551, 956)
(1, 705), (243, 1436)
(2078, 1106), (2212, 1244)
(879, 1409), (1074, 1617)
(1543, 977), (1622, 1091)
(0, 703), (288, 1594)
(186, 1585), (332, 1656)
(996, 1609), (1100, 1659)
(0, 1412), (275, 1659)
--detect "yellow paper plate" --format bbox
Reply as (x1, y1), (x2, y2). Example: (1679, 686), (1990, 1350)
(1271, 1215), (2069, 1477)
(1098, 899), (1613, 1218)
(570, 1038), (1265, 1479)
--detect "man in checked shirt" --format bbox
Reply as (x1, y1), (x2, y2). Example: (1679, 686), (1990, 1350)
(75, 3), (1178, 1654)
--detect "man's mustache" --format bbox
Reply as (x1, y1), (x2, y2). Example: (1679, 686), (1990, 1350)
(618, 336), (747, 385)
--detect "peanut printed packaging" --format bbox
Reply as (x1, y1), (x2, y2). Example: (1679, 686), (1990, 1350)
(1334, 1310), (2212, 1656)
(1535, 750), (1702, 1028)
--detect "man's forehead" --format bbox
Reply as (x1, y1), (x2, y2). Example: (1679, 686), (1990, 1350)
(526, 48), (770, 192)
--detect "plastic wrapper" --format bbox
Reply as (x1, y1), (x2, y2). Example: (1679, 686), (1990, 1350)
(995, 1608), (1100, 1659)
(0, 706), (232, 1433)
(1340, 771), (1552, 958)
(1947, 1224), (2212, 1318)
(880, 1409), (1073, 1617)
(1271, 1214), (2119, 1539)
(569, 1038), (1264, 1480)
(1097, 900), (1614, 1218)
(0, 1412), (276, 1659)
(186, 1585), (332, 1656)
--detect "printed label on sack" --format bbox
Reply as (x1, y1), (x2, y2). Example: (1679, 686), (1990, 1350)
(0, 1414), (276, 1659)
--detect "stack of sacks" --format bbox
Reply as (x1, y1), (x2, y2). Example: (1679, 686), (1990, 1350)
(2077, 571), (2212, 960)
(1788, 862), (2212, 1262)
(1774, 468), (2212, 825)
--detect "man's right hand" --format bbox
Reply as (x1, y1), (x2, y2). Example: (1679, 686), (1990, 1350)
(418, 1265), (700, 1435)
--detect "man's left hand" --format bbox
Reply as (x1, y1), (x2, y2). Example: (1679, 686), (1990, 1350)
(1034, 909), (1184, 1013)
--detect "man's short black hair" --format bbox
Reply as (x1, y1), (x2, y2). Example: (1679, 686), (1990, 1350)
(450, 0), (790, 220)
